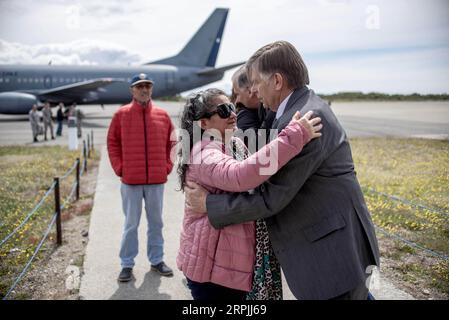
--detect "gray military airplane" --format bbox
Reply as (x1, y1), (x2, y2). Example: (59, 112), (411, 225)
(0, 8), (243, 114)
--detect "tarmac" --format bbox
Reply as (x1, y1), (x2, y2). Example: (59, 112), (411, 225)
(78, 145), (415, 300)
(0, 100), (448, 146)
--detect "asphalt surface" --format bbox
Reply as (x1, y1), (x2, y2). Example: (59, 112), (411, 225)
(0, 100), (448, 147)
(332, 101), (449, 139)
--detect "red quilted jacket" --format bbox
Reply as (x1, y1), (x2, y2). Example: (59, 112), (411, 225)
(107, 99), (176, 185)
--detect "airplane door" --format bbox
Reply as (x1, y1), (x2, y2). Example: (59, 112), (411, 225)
(44, 75), (52, 88)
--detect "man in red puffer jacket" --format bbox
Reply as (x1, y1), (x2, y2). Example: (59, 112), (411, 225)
(107, 73), (176, 282)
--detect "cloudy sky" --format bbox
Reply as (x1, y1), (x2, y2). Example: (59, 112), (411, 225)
(1, 0), (448, 94)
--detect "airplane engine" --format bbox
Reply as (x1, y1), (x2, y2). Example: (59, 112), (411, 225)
(0, 92), (38, 114)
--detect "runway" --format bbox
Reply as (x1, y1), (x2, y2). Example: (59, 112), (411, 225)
(332, 101), (449, 139)
(0, 100), (448, 147)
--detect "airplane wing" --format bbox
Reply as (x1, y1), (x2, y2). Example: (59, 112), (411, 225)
(196, 61), (246, 76)
(32, 78), (120, 103)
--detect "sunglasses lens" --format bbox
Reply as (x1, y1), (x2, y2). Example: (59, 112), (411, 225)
(217, 108), (229, 118)
(217, 103), (235, 118)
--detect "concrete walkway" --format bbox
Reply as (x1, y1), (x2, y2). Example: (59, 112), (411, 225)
(79, 147), (414, 300)
(79, 146), (191, 300)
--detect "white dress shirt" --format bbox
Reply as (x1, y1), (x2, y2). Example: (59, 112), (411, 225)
(275, 91), (294, 120)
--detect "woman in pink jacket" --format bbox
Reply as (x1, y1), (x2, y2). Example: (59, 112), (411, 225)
(176, 88), (322, 300)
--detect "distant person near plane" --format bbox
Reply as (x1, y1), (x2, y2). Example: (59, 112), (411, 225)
(28, 104), (41, 143)
(42, 102), (55, 140)
(56, 103), (64, 136)
(107, 73), (177, 282)
(74, 103), (84, 138)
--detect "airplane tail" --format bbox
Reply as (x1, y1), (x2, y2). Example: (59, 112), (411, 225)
(146, 8), (228, 67)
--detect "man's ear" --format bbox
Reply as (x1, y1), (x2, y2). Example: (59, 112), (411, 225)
(273, 73), (284, 90)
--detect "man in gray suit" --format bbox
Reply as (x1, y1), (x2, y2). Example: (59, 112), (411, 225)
(185, 41), (380, 300)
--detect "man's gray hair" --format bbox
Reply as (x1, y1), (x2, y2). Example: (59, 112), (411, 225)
(246, 40), (309, 89)
(232, 66), (250, 89)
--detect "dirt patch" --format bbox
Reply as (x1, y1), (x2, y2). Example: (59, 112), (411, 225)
(10, 162), (99, 300)
(377, 235), (449, 300)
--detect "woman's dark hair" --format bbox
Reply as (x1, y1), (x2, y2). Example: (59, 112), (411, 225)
(177, 88), (227, 192)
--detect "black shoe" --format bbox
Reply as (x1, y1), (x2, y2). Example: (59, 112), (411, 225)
(118, 267), (133, 282)
(151, 262), (173, 277)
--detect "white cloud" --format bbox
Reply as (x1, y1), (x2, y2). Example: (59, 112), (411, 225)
(0, 39), (143, 65)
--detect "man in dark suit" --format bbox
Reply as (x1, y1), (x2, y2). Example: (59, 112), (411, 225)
(185, 41), (380, 300)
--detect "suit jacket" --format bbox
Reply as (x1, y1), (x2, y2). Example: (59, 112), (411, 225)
(236, 104), (276, 150)
(258, 104), (276, 132)
(206, 86), (380, 300)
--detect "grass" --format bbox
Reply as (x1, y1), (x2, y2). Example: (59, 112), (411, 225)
(0, 145), (99, 299)
(350, 137), (449, 296)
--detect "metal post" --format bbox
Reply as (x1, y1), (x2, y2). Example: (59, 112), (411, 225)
(87, 134), (91, 158)
(76, 158), (80, 201)
(54, 177), (62, 245)
(91, 129), (94, 151)
(83, 140), (88, 173)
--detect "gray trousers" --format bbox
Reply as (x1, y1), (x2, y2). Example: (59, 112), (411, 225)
(119, 183), (165, 268)
(44, 121), (54, 139)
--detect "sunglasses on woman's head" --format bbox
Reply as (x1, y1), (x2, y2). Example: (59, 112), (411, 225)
(203, 103), (236, 119)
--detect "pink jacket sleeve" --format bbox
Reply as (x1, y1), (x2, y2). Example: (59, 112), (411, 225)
(196, 121), (311, 192)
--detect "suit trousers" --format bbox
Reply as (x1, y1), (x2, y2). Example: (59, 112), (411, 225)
(330, 282), (369, 300)
(119, 183), (165, 268)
